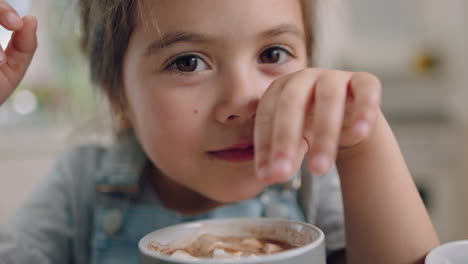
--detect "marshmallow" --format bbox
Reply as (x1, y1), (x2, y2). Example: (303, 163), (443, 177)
(170, 250), (199, 260)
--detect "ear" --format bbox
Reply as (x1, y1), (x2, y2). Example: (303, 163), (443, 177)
(113, 95), (135, 131)
(101, 85), (134, 131)
(114, 106), (133, 131)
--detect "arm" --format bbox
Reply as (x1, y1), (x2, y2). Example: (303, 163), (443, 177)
(0, 146), (98, 264)
(0, 155), (74, 263)
(336, 112), (439, 263)
(254, 69), (439, 264)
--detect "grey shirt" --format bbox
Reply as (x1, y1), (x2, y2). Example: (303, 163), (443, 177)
(0, 132), (345, 263)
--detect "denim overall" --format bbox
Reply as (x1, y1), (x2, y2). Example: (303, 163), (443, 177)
(89, 134), (306, 264)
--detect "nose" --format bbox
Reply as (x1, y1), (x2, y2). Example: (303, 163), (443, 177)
(214, 65), (267, 125)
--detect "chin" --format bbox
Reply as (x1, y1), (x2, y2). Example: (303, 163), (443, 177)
(207, 184), (266, 203)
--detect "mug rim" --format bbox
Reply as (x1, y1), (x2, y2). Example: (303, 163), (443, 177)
(425, 240), (468, 264)
(138, 217), (325, 264)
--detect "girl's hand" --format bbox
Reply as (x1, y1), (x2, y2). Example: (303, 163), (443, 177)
(0, 1), (37, 105)
(254, 68), (382, 183)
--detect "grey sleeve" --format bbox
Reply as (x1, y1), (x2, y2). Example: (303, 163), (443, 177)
(0, 146), (100, 264)
(299, 165), (346, 255)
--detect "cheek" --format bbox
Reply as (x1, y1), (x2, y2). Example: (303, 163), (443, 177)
(130, 91), (208, 186)
(132, 90), (204, 151)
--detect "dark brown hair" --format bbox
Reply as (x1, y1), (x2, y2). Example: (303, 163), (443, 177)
(79, 0), (137, 127)
(78, 0), (314, 127)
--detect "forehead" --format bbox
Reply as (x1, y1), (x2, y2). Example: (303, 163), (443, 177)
(134, 0), (306, 39)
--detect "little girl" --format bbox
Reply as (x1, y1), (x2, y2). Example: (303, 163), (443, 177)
(0, 0), (439, 263)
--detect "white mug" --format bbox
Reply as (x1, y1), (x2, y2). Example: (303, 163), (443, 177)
(425, 240), (468, 264)
(138, 218), (326, 264)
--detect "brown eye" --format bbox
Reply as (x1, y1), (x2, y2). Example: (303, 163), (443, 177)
(166, 54), (209, 76)
(175, 55), (199, 72)
(259, 47), (290, 64)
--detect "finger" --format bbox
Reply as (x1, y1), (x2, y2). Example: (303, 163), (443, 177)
(349, 72), (381, 126)
(343, 72), (382, 144)
(3, 16), (37, 83)
(0, 1), (23, 30)
(254, 75), (290, 181)
(0, 15), (37, 104)
(307, 71), (351, 175)
(0, 44), (5, 65)
(269, 68), (323, 182)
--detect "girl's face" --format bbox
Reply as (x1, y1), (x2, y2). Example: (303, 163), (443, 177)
(123, 0), (308, 203)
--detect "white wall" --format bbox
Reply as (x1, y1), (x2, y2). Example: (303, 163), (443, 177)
(0, 126), (71, 223)
(0, 158), (52, 222)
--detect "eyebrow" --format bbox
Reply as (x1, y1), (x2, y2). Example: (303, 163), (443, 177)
(144, 31), (212, 56)
(259, 23), (305, 41)
(143, 23), (305, 56)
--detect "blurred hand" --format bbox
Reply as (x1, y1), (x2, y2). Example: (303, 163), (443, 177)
(0, 0), (37, 105)
(254, 68), (382, 183)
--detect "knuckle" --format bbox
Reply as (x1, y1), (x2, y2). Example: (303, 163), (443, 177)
(317, 84), (341, 102)
(352, 72), (382, 90)
(0, 2), (13, 13)
(351, 72), (382, 106)
(271, 74), (291, 88)
(325, 69), (348, 79)
(302, 67), (323, 76)
(316, 72), (349, 100)
(270, 77), (282, 88)
(288, 68), (322, 82)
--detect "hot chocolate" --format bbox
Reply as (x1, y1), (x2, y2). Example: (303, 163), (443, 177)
(148, 233), (296, 260)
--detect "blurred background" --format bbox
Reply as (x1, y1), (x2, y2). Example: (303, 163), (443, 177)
(1, 0), (467, 243)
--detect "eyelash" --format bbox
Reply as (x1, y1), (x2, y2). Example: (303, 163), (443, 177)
(260, 45), (296, 60)
(162, 45), (296, 77)
(163, 53), (208, 77)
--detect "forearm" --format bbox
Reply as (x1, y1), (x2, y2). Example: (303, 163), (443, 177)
(0, 228), (52, 263)
(336, 112), (439, 264)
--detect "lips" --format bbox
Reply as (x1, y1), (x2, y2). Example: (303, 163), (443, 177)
(208, 142), (255, 162)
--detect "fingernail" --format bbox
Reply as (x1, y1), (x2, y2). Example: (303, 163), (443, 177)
(6, 13), (21, 26)
(271, 159), (292, 177)
(354, 121), (369, 136)
(310, 154), (331, 175)
(257, 166), (269, 180)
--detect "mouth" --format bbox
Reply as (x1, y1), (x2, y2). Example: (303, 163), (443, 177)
(208, 142), (255, 162)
